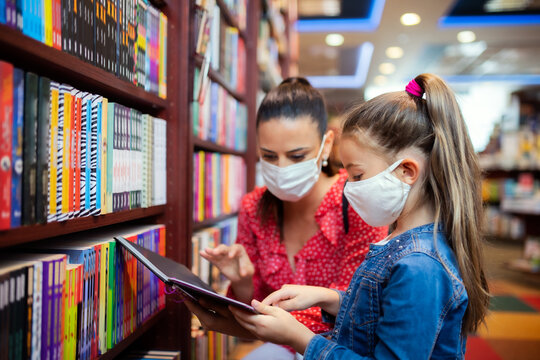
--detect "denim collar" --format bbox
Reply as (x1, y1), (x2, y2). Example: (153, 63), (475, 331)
(366, 222), (444, 258)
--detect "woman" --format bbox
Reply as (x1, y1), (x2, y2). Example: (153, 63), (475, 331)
(199, 77), (387, 359)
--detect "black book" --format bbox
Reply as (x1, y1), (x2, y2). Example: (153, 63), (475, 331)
(36, 76), (51, 224)
(61, 0), (71, 53)
(114, 236), (257, 314)
(22, 72), (38, 226)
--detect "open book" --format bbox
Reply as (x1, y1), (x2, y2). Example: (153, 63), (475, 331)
(115, 236), (257, 314)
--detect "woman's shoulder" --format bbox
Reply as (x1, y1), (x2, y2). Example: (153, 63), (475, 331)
(240, 186), (267, 217)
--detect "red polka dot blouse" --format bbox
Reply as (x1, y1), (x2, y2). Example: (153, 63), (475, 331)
(228, 170), (388, 333)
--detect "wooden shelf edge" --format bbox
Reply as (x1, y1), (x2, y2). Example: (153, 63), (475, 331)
(193, 137), (246, 157)
(99, 309), (166, 360)
(0, 25), (167, 113)
(193, 213), (239, 230)
(0, 205), (166, 248)
(193, 54), (246, 102)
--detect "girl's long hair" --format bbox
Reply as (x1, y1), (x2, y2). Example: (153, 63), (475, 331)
(342, 73), (489, 334)
(256, 77), (337, 229)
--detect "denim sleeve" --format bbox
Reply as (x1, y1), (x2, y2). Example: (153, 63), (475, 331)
(304, 254), (456, 360)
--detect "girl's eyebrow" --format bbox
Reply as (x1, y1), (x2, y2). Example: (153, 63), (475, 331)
(345, 162), (363, 170)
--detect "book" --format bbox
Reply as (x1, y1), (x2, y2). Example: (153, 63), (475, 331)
(47, 82), (60, 223)
(0, 61), (14, 230)
(10, 67), (24, 228)
(115, 236), (256, 314)
(22, 71), (38, 226)
(36, 76), (51, 224)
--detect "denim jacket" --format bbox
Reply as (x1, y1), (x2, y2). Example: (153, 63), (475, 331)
(304, 223), (468, 360)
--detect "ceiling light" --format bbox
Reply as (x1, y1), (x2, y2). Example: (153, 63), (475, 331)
(374, 75), (387, 85)
(379, 62), (395, 75)
(457, 30), (476, 43)
(325, 33), (344, 47)
(400, 13), (421, 26)
(385, 46), (404, 59)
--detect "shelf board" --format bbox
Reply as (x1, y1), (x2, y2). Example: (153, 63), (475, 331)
(193, 137), (246, 157)
(194, 55), (246, 103)
(0, 205), (166, 248)
(193, 213), (239, 231)
(0, 25), (167, 113)
(215, 0), (247, 40)
(99, 309), (165, 360)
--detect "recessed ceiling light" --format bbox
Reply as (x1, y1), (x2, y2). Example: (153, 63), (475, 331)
(385, 46), (404, 59)
(400, 13), (421, 26)
(457, 30), (476, 43)
(325, 33), (344, 47)
(379, 62), (396, 75)
(374, 75), (387, 85)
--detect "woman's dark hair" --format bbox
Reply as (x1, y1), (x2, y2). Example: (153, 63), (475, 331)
(256, 77), (336, 231)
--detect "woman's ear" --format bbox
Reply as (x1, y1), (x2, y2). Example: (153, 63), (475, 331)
(322, 130), (335, 161)
(394, 158), (420, 185)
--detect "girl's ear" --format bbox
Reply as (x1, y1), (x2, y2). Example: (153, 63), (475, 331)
(322, 130), (335, 161)
(394, 158), (420, 185)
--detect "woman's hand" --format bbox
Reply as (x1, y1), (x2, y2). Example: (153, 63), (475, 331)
(200, 244), (254, 283)
(262, 284), (341, 316)
(230, 300), (315, 355)
(183, 297), (257, 339)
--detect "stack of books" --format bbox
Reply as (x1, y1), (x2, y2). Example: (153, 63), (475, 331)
(0, 224), (166, 360)
(0, 60), (167, 231)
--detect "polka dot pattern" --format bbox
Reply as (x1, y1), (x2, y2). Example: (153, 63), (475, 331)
(228, 170), (388, 334)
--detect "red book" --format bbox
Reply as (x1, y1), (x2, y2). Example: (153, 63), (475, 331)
(237, 37), (246, 94)
(52, 0), (62, 49)
(0, 61), (14, 230)
(73, 94), (82, 215)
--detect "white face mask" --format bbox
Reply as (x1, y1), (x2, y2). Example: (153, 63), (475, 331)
(260, 135), (326, 202)
(344, 159), (411, 227)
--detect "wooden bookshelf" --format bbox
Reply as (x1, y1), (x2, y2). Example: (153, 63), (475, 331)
(99, 310), (166, 360)
(0, 25), (167, 114)
(216, 0), (248, 40)
(0, 206), (166, 248)
(193, 137), (246, 157)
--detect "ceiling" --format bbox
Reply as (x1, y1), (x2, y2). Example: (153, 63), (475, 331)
(295, 0), (540, 109)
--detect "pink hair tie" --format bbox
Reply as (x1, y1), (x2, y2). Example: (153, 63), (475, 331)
(405, 79), (424, 98)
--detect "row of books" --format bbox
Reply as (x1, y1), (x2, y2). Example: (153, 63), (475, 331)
(190, 218), (238, 360)
(0, 61), (167, 230)
(194, 1), (246, 96)
(0, 0), (167, 98)
(192, 77), (247, 151)
(122, 350), (181, 360)
(485, 205), (525, 240)
(0, 224), (166, 360)
(257, 17), (282, 91)
(193, 152), (246, 222)
(191, 216), (238, 292)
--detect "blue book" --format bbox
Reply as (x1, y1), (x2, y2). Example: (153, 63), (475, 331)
(10, 68), (24, 228)
(0, 0), (6, 24)
(209, 83), (218, 143)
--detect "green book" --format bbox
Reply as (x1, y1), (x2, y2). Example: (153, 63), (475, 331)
(106, 240), (116, 349)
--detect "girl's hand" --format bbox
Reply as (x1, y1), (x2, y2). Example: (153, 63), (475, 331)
(230, 300), (315, 355)
(183, 298), (257, 339)
(262, 285), (341, 316)
(200, 244), (254, 283)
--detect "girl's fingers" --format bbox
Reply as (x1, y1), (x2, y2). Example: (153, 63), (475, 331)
(252, 299), (280, 316)
(261, 288), (294, 306)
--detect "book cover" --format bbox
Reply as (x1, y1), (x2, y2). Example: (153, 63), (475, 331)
(44, 0), (52, 46)
(10, 67), (23, 228)
(80, 92), (93, 217)
(71, 89), (82, 219)
(158, 11), (167, 99)
(90, 94), (102, 216)
(98, 242), (109, 354)
(60, 0), (70, 52)
(30, 261), (43, 360)
(47, 82), (59, 223)
(21, 72), (38, 226)
(36, 76), (51, 224)
(0, 61), (14, 230)
(52, 0), (61, 49)
(107, 102), (115, 212)
(60, 86), (72, 219)
(197, 151), (205, 221)
(100, 97), (108, 214)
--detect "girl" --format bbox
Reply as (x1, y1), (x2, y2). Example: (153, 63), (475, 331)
(199, 77), (387, 359)
(229, 73), (490, 359)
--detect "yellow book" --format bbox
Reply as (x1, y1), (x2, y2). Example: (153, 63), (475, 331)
(198, 151), (205, 221)
(44, 0), (53, 46)
(223, 155), (230, 214)
(62, 91), (72, 214)
(101, 98), (108, 213)
(158, 13), (167, 99)
(48, 84), (59, 219)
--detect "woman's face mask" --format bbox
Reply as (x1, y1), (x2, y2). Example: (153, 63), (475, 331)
(344, 159), (410, 227)
(260, 135), (326, 202)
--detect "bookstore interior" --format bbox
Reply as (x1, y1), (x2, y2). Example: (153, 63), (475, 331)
(0, 0), (539, 359)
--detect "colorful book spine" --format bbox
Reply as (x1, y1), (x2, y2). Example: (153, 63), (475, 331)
(0, 61), (14, 230)
(36, 76), (51, 224)
(22, 71), (38, 225)
(60, 85), (72, 219)
(10, 67), (24, 228)
(47, 82), (59, 223)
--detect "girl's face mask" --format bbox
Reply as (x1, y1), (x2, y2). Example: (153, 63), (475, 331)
(260, 135), (326, 202)
(344, 159), (411, 227)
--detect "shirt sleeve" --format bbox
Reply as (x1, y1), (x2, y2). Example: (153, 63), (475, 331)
(305, 254), (459, 360)
(329, 210), (388, 292)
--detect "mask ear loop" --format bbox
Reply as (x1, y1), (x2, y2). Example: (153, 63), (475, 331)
(315, 134), (327, 162)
